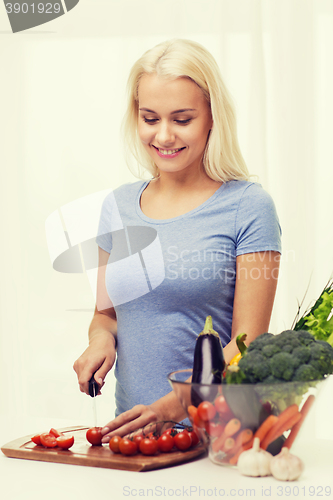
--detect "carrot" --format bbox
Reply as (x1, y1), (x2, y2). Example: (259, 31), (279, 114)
(227, 428), (253, 458)
(222, 437), (235, 453)
(229, 438), (254, 465)
(284, 395), (315, 449)
(211, 418), (241, 453)
(187, 405), (197, 421)
(187, 405), (205, 428)
(261, 405), (301, 450)
(254, 414), (279, 444)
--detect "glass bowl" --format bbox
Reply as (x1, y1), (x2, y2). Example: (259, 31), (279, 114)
(168, 368), (325, 467)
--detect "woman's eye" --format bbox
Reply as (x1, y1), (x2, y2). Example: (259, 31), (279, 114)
(175, 119), (191, 125)
(143, 117), (158, 124)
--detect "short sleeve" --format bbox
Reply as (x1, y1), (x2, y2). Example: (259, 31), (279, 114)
(235, 183), (282, 256)
(95, 191), (124, 253)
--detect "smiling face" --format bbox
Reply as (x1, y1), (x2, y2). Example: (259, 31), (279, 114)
(137, 74), (213, 177)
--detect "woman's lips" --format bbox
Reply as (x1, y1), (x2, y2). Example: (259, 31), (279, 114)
(152, 145), (186, 159)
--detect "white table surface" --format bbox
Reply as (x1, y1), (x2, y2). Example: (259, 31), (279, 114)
(1, 378), (333, 500)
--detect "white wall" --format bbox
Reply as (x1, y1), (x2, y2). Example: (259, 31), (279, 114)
(0, 0), (332, 440)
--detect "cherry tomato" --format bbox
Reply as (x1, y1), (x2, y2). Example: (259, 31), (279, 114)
(214, 395), (233, 419)
(86, 427), (103, 446)
(146, 431), (158, 440)
(119, 438), (138, 456)
(31, 434), (41, 446)
(139, 438), (159, 456)
(162, 427), (177, 437)
(109, 435), (122, 453)
(197, 401), (217, 422)
(133, 434), (144, 447)
(157, 434), (174, 453)
(205, 421), (224, 438)
(174, 431), (192, 451)
(188, 429), (200, 446)
(49, 428), (63, 438)
(40, 433), (58, 448)
(56, 435), (74, 450)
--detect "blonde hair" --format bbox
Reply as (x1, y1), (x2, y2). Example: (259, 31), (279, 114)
(122, 39), (250, 182)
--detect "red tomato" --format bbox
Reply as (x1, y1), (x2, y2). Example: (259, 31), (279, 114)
(133, 435), (144, 447)
(188, 429), (200, 446)
(174, 431), (192, 451)
(162, 427), (177, 437)
(214, 395), (233, 419)
(146, 432), (158, 440)
(119, 438), (138, 456)
(109, 436), (122, 453)
(56, 435), (74, 450)
(49, 428), (63, 438)
(31, 434), (41, 446)
(40, 433), (58, 448)
(157, 434), (174, 453)
(197, 401), (216, 422)
(139, 438), (159, 456)
(86, 427), (103, 446)
(205, 421), (224, 438)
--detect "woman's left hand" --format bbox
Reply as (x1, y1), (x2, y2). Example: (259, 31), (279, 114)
(101, 404), (159, 442)
(101, 391), (187, 442)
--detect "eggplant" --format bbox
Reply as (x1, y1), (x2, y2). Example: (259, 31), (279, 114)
(191, 315), (225, 406)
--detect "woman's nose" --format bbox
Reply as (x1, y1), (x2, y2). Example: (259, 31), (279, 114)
(155, 122), (175, 145)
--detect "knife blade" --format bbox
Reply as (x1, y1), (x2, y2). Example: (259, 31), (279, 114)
(88, 374), (99, 428)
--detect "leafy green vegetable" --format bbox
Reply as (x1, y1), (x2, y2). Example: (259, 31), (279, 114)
(293, 278), (333, 345)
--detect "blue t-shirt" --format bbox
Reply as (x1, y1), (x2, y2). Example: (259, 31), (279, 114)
(96, 180), (281, 416)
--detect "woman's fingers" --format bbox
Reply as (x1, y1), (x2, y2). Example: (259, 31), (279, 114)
(73, 340), (116, 395)
(101, 405), (158, 442)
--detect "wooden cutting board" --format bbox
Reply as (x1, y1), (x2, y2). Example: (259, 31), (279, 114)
(1, 426), (207, 472)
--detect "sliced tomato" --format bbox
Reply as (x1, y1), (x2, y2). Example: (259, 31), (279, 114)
(40, 433), (58, 448)
(56, 435), (74, 450)
(49, 428), (63, 438)
(31, 434), (42, 446)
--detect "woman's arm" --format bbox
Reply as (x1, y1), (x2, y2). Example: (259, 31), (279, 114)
(73, 247), (118, 395)
(223, 250), (280, 363)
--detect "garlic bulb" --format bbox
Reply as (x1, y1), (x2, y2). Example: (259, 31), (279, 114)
(270, 447), (304, 481)
(238, 437), (272, 477)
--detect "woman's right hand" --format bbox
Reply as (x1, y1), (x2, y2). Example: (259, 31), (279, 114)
(73, 332), (116, 395)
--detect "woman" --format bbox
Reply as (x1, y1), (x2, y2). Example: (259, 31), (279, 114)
(73, 39), (281, 443)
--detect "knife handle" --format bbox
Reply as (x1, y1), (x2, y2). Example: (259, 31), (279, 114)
(88, 374), (99, 398)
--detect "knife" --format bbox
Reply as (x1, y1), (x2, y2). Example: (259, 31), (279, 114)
(88, 374), (99, 427)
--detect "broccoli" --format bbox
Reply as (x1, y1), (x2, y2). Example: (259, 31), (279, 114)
(225, 329), (333, 412)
